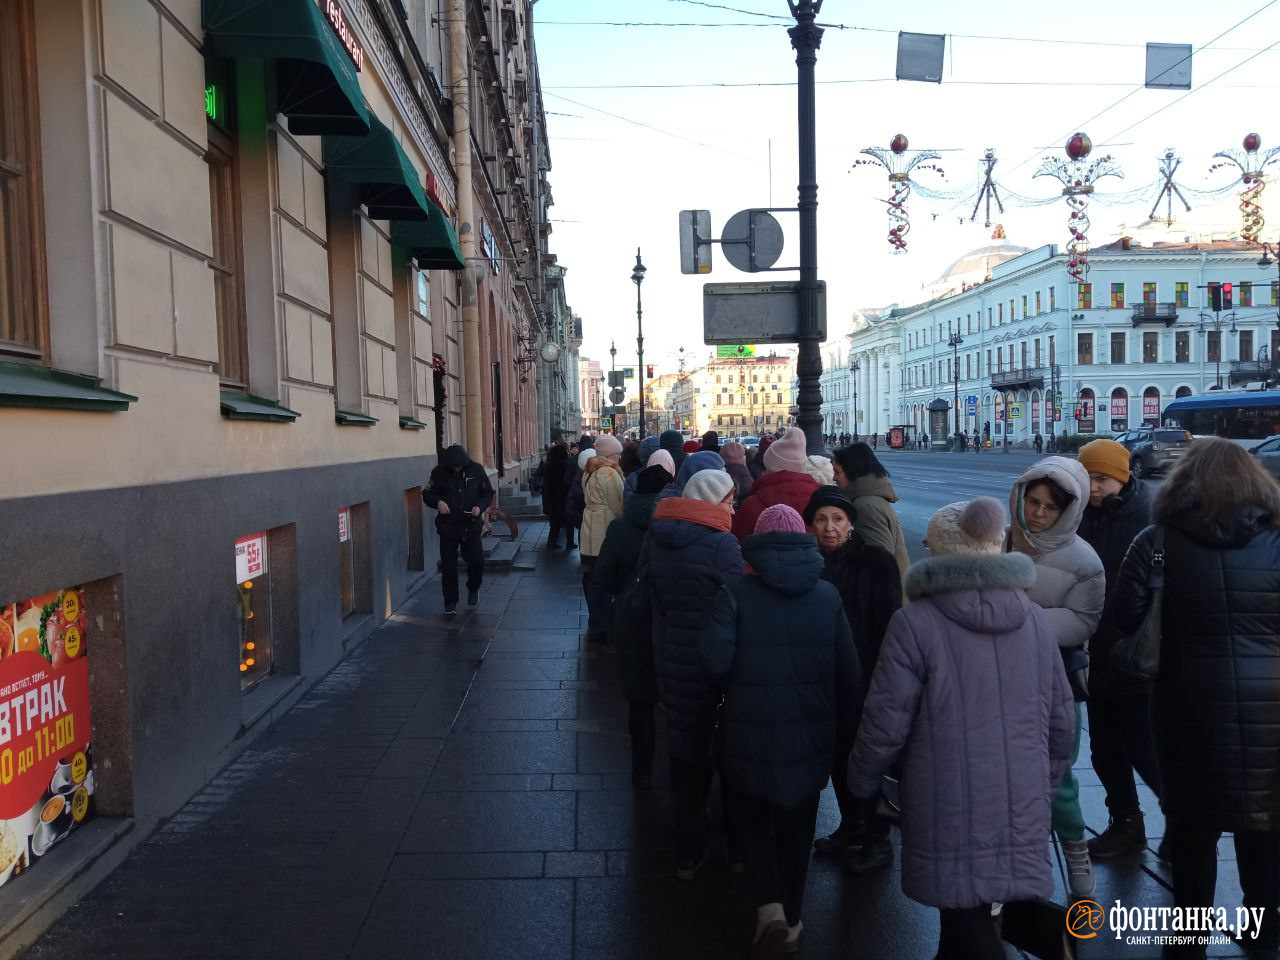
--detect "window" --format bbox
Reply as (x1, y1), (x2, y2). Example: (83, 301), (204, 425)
(1020, 342), (1028, 369)
(1110, 332), (1126, 365)
(1142, 331), (1159, 364)
(1034, 339), (1042, 367)
(1009, 299), (1015, 321)
(716, 375), (721, 384)
(1022, 294), (1029, 318)
(0, 0), (47, 357)
(207, 106), (248, 385)
(1034, 291), (1042, 315)
(1207, 331), (1221, 363)
(1272, 282), (1279, 307)
(1049, 286), (1056, 311)
(997, 303), (1003, 324)
(1048, 335), (1055, 366)
(1175, 281), (1189, 307)
(235, 533), (273, 690)
(1239, 329), (1254, 361)
(1143, 282), (1157, 306)
(1110, 389), (1129, 432)
(1077, 332), (1094, 365)
(986, 350), (992, 376)
(987, 308), (993, 328)
(1110, 283), (1125, 308)
(1175, 331), (1190, 363)
(1239, 281), (1253, 307)
(1078, 283), (1092, 310)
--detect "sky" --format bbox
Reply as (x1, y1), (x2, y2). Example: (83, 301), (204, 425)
(531, 0), (1280, 384)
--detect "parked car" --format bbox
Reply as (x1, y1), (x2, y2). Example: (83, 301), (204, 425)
(1123, 427), (1193, 478)
(739, 436), (760, 448)
(1251, 434), (1280, 480)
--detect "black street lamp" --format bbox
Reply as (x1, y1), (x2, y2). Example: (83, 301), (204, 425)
(1197, 287), (1238, 391)
(947, 322), (964, 450)
(631, 249), (647, 440)
(849, 357), (859, 440)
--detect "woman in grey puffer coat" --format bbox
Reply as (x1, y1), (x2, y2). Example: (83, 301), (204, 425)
(849, 498), (1075, 960)
(1007, 456), (1105, 901)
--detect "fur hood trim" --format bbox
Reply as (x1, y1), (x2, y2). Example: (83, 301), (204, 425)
(905, 552), (1036, 602)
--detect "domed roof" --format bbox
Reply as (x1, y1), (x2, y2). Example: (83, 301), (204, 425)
(939, 242), (1030, 281)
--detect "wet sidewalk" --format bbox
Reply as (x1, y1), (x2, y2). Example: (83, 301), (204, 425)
(19, 520), (1244, 960)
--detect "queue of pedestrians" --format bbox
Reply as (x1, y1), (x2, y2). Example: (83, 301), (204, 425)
(491, 428), (1280, 960)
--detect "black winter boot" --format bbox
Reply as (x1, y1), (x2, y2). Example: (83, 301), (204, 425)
(1088, 814), (1147, 860)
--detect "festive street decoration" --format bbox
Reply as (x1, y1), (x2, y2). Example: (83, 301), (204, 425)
(969, 148), (1005, 229)
(1148, 149), (1192, 227)
(1034, 133), (1122, 283)
(853, 134), (945, 252)
(1209, 133), (1280, 243)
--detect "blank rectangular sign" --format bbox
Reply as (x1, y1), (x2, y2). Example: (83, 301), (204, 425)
(1146, 43), (1192, 90)
(897, 32), (945, 83)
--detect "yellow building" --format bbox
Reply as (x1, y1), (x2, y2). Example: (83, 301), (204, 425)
(696, 355), (795, 438)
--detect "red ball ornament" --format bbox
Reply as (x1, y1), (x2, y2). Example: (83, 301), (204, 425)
(1070, 259), (1079, 268)
(890, 134), (909, 155)
(1065, 133), (1092, 161)
(1244, 132), (1262, 153)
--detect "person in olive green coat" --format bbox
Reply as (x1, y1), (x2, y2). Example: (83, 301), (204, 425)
(832, 443), (911, 577)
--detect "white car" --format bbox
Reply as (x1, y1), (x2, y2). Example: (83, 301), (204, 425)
(739, 436), (760, 448)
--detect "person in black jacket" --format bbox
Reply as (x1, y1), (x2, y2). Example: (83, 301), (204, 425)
(701, 503), (859, 956)
(1075, 439), (1162, 861)
(1106, 438), (1280, 960)
(563, 434), (595, 548)
(422, 445), (494, 615)
(541, 442), (571, 550)
(802, 486), (903, 873)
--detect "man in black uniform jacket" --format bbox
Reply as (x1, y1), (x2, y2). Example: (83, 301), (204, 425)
(423, 445), (494, 615)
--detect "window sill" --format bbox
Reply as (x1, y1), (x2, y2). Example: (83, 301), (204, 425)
(241, 672), (303, 729)
(336, 409), (377, 426)
(399, 416), (426, 430)
(220, 391), (301, 422)
(0, 360), (138, 412)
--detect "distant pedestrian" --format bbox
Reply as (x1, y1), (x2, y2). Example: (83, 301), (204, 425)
(702, 504), (860, 956)
(422, 444), (494, 615)
(721, 441), (754, 503)
(646, 467), (743, 878)
(1007, 457), (1105, 900)
(1075, 439), (1162, 861)
(1033, 432), (1044, 455)
(541, 442), (571, 550)
(659, 429), (687, 472)
(848, 498), (1075, 960)
(594, 465), (672, 787)
(832, 443), (910, 577)
(803, 486), (903, 872)
(733, 427), (819, 542)
(619, 440), (643, 478)
(1107, 439), (1280, 959)
(580, 434), (625, 642)
(748, 435), (775, 482)
(701, 430), (721, 453)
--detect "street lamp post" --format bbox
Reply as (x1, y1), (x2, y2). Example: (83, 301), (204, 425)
(849, 358), (860, 441)
(1197, 286), (1238, 391)
(608, 340), (617, 432)
(1257, 244), (1280, 385)
(631, 250), (646, 440)
(948, 322), (964, 451)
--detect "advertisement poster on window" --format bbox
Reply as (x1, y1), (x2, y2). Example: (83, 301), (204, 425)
(0, 588), (94, 891)
(1143, 392), (1161, 422)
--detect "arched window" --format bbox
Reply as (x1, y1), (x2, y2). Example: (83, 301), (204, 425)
(1175, 385), (1192, 399)
(1142, 387), (1161, 425)
(1078, 388), (1097, 433)
(1110, 387), (1129, 433)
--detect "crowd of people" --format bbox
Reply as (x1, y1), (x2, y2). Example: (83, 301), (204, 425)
(499, 428), (1280, 960)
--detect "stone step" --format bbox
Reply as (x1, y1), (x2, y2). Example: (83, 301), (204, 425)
(484, 541), (520, 569)
(503, 507), (545, 520)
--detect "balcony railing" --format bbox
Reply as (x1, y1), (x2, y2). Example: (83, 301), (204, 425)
(1229, 357), (1279, 386)
(1130, 302), (1179, 326)
(990, 366), (1046, 390)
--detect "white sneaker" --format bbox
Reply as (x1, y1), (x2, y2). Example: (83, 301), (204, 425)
(1062, 839), (1096, 900)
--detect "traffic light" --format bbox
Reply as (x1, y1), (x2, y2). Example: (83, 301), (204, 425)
(647, 364), (654, 378)
(1223, 282), (1233, 309)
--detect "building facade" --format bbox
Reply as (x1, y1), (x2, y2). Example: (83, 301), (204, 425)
(0, 0), (568, 941)
(578, 357), (603, 431)
(845, 238), (1280, 445)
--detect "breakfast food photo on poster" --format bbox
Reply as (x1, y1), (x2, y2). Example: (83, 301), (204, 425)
(0, 588), (95, 891)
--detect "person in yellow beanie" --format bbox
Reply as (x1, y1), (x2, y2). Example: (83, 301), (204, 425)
(1076, 438), (1164, 860)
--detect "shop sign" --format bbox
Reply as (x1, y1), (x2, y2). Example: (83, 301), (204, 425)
(0, 589), (95, 890)
(234, 534), (268, 584)
(324, 1), (364, 71)
(338, 508), (351, 543)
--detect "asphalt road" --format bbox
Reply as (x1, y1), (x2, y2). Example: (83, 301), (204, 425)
(876, 449), (1162, 562)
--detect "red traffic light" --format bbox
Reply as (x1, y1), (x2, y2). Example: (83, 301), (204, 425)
(1222, 282), (1233, 309)
(646, 364), (654, 378)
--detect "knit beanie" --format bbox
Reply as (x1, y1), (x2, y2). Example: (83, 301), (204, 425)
(803, 454), (835, 486)
(578, 434), (596, 451)
(593, 434), (623, 459)
(635, 464), (674, 495)
(638, 436), (661, 463)
(721, 441), (747, 465)
(926, 497), (1007, 556)
(755, 503), (806, 535)
(803, 485), (857, 525)
(1077, 438), (1131, 485)
(701, 430), (720, 452)
(764, 426), (809, 474)
(577, 448), (597, 470)
(682, 469), (735, 505)
(659, 429), (684, 454)
(646, 449), (676, 477)
(683, 439), (702, 454)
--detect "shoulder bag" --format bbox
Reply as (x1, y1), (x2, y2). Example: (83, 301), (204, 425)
(1107, 527), (1165, 683)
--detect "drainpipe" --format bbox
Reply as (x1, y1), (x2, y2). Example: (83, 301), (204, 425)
(449, 0), (484, 458)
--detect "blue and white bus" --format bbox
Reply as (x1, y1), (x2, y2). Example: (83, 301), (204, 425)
(1161, 390), (1280, 445)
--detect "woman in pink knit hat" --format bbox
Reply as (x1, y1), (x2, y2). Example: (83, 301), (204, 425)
(732, 427), (819, 542)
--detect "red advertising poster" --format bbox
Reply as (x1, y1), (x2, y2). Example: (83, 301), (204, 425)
(0, 589), (94, 890)
(888, 427), (905, 449)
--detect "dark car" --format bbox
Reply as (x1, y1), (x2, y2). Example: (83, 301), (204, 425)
(1124, 427), (1192, 478)
(1251, 434), (1280, 480)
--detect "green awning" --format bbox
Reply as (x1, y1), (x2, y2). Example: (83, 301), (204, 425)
(391, 202), (465, 270)
(323, 116), (436, 221)
(203, 0), (370, 136)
